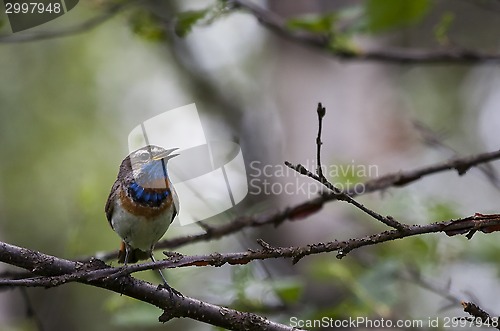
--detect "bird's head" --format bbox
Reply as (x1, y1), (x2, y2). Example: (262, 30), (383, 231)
(123, 145), (179, 188)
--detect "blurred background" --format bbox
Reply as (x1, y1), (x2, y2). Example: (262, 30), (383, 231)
(2, 0), (500, 330)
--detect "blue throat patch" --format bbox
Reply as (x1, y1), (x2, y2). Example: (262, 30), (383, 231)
(141, 160), (168, 182)
(128, 181), (169, 206)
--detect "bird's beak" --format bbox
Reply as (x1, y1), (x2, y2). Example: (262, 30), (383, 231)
(152, 148), (180, 161)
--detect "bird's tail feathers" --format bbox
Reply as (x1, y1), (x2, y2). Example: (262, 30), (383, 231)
(118, 241), (149, 263)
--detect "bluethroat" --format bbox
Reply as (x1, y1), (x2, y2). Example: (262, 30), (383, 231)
(105, 145), (180, 291)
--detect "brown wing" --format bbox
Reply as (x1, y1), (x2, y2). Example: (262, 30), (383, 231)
(105, 180), (120, 228)
(171, 204), (178, 224)
(170, 184), (179, 224)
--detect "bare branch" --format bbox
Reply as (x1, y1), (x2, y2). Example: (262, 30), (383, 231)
(1, 0), (498, 66)
(412, 120), (500, 190)
(360, 149), (500, 192)
(287, 104), (408, 230)
(119, 213), (500, 264)
(0, 241), (301, 331)
(230, 0), (500, 65)
(4, 213), (500, 289)
(285, 161), (407, 230)
(80, 148), (500, 263)
(462, 302), (500, 330)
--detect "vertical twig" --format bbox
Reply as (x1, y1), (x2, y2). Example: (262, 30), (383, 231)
(316, 102), (326, 180)
(286, 103), (409, 231)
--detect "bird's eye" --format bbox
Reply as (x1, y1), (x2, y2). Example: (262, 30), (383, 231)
(139, 152), (150, 162)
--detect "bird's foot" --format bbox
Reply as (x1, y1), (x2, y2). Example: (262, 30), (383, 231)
(158, 282), (183, 298)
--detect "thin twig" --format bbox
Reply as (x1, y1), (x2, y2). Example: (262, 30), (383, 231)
(316, 102), (326, 179)
(462, 302), (500, 330)
(285, 161), (407, 230)
(287, 103), (408, 230)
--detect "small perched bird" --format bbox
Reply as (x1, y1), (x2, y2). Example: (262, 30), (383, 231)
(105, 145), (180, 291)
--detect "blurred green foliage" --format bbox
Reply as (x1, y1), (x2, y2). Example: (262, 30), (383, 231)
(130, 9), (167, 41)
(107, 297), (162, 327)
(285, 13), (359, 54)
(286, 13), (337, 34)
(228, 265), (281, 311)
(426, 201), (460, 222)
(434, 12), (455, 46)
(283, 0), (434, 55)
(309, 257), (398, 320)
(171, 1), (233, 38)
(363, 0), (431, 32)
(174, 9), (210, 38)
(272, 278), (303, 304)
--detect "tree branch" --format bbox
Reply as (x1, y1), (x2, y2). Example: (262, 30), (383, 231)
(2, 0), (499, 66)
(81, 147), (500, 263)
(462, 302), (500, 330)
(230, 0), (500, 65)
(285, 160), (407, 230)
(0, 241), (301, 331)
(3, 213), (500, 289)
(288, 103), (408, 230)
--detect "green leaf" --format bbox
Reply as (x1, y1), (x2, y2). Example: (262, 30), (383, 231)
(376, 235), (438, 267)
(310, 257), (362, 284)
(175, 9), (209, 38)
(434, 12), (454, 45)
(272, 279), (303, 304)
(329, 35), (359, 55)
(286, 13), (337, 34)
(129, 10), (166, 42)
(426, 201), (459, 222)
(309, 258), (395, 318)
(364, 0), (432, 32)
(286, 13), (359, 55)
